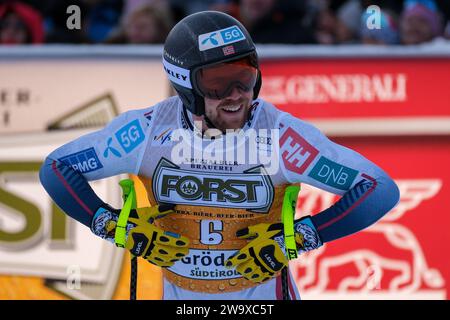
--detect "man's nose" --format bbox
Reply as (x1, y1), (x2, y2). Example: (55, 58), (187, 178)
(226, 86), (244, 100)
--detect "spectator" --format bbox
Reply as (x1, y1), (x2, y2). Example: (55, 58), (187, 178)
(0, 1), (44, 44)
(400, 0), (443, 44)
(314, 5), (338, 44)
(311, 0), (359, 45)
(238, 0), (316, 44)
(360, 9), (400, 45)
(105, 2), (173, 44)
(123, 0), (168, 16)
(445, 20), (450, 40)
(84, 0), (123, 43)
(168, 0), (238, 22)
(335, 0), (362, 43)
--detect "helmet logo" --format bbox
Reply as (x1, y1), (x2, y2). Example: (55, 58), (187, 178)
(162, 58), (192, 89)
(198, 25), (245, 52)
(201, 33), (219, 46)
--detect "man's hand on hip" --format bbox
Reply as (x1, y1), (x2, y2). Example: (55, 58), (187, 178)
(91, 204), (190, 267)
(224, 216), (322, 284)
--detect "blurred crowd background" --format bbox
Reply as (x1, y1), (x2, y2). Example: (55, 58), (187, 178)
(0, 0), (449, 46)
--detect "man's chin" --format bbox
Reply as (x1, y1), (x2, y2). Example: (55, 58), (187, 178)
(218, 108), (249, 130)
(215, 118), (247, 132)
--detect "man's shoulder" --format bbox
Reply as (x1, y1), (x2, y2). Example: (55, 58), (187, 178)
(258, 99), (324, 137)
(115, 96), (181, 122)
(157, 95), (181, 108)
(130, 95), (180, 114)
(255, 98), (283, 118)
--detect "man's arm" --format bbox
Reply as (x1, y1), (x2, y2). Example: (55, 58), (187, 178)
(39, 108), (153, 227)
(278, 113), (400, 243)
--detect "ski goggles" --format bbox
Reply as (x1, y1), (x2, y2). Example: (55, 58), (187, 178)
(193, 57), (258, 100)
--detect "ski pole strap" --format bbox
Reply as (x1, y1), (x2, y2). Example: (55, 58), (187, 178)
(282, 185), (301, 260)
(115, 179), (137, 248)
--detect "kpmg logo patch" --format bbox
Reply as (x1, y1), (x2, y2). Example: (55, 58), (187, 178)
(115, 119), (145, 154)
(198, 25), (245, 51)
(280, 127), (319, 175)
(59, 147), (103, 173)
(308, 156), (358, 190)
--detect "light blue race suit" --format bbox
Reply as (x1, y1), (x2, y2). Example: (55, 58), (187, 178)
(40, 96), (400, 299)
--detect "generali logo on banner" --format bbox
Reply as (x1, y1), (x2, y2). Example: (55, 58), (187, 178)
(259, 59), (450, 119)
(262, 73), (407, 104)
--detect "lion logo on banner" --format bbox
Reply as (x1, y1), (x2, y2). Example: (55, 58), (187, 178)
(290, 179), (446, 299)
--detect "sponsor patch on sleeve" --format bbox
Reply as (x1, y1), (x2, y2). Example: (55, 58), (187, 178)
(58, 147), (103, 173)
(279, 127), (319, 175)
(115, 119), (145, 154)
(308, 156), (358, 190)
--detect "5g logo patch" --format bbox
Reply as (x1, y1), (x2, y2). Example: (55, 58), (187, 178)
(198, 25), (245, 51)
(115, 119), (145, 154)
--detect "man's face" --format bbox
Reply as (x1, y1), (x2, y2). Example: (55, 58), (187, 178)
(241, 0), (276, 24)
(401, 15), (435, 44)
(202, 88), (254, 132)
(125, 12), (159, 44)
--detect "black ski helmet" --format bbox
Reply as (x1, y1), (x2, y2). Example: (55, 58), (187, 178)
(162, 11), (262, 116)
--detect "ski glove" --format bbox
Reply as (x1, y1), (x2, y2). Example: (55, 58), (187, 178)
(91, 204), (189, 267)
(225, 216), (322, 283)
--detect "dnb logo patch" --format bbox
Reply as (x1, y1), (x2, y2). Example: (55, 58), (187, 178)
(198, 25), (245, 51)
(114, 119), (145, 154)
(308, 156), (358, 190)
(58, 147), (103, 173)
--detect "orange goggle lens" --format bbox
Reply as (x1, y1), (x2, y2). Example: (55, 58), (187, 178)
(194, 59), (258, 99)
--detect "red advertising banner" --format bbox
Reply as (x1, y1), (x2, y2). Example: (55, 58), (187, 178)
(291, 136), (450, 299)
(260, 59), (450, 119)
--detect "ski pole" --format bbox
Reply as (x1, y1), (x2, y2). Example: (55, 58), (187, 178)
(115, 179), (137, 300)
(281, 185), (301, 300)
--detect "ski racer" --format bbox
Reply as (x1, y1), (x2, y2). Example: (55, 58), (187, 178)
(39, 11), (400, 300)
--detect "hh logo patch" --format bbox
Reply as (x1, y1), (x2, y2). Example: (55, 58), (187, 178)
(280, 127), (319, 175)
(115, 119), (145, 154)
(308, 156), (358, 190)
(198, 25), (245, 51)
(59, 147), (103, 173)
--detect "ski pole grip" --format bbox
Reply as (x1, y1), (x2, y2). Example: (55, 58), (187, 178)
(115, 179), (136, 248)
(282, 185), (301, 260)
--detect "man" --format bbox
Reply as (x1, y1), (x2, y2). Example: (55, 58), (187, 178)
(400, 2), (443, 45)
(40, 11), (400, 300)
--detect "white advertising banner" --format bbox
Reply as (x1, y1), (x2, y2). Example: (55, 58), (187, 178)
(0, 55), (167, 134)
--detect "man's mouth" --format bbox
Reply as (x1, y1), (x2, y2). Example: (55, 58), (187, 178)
(220, 104), (243, 113)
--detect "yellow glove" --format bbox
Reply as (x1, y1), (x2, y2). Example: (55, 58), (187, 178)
(225, 222), (287, 284)
(92, 204), (189, 267)
(125, 204), (190, 267)
(224, 216), (322, 284)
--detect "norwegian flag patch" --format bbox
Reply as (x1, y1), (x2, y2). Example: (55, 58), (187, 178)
(222, 45), (235, 56)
